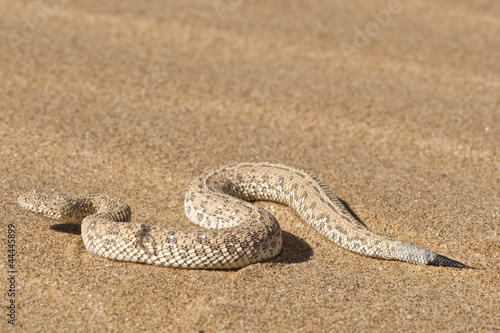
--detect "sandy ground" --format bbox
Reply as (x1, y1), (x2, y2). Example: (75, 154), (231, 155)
(1, 0), (499, 331)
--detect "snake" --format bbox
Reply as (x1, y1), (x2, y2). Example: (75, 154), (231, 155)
(17, 162), (472, 269)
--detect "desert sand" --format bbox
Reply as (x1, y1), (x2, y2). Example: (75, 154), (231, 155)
(1, 0), (499, 331)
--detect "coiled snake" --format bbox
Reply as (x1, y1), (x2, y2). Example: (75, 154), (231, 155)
(17, 162), (471, 269)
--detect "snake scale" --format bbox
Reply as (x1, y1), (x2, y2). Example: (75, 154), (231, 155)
(17, 162), (471, 269)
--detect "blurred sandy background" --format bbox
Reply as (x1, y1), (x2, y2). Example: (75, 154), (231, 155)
(1, 0), (499, 331)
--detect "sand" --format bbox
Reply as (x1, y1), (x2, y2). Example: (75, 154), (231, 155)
(1, 0), (499, 331)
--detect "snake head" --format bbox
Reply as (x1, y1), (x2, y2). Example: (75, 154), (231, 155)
(17, 190), (83, 223)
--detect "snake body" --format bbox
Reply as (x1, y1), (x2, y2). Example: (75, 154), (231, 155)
(17, 162), (471, 269)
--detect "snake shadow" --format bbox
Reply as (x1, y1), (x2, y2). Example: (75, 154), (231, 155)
(267, 230), (314, 265)
(338, 197), (368, 227)
(51, 223), (81, 235)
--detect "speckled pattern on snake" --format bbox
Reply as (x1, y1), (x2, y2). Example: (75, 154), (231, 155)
(17, 162), (472, 269)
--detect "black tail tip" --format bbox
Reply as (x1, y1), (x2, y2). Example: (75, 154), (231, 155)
(428, 255), (474, 269)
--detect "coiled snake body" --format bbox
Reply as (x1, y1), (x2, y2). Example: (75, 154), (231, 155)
(18, 162), (471, 269)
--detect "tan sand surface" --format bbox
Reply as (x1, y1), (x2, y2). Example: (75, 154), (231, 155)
(1, 0), (499, 331)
